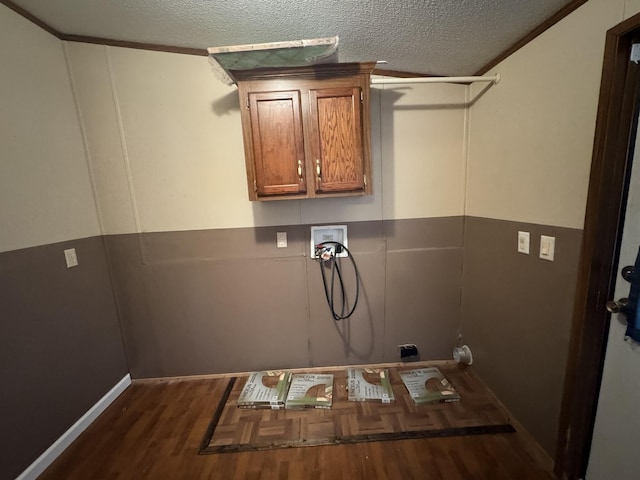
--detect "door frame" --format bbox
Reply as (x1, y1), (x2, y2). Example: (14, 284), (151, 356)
(555, 11), (640, 480)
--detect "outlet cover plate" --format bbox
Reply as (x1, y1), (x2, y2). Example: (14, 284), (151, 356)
(518, 231), (530, 254)
(276, 231), (287, 248)
(64, 248), (78, 268)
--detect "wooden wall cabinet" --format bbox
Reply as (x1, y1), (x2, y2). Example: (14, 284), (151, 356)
(234, 62), (376, 201)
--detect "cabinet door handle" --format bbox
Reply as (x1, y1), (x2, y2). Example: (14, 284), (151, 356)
(316, 159), (321, 178)
(297, 160), (303, 179)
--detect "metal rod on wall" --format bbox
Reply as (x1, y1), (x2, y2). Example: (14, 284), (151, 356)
(371, 74), (500, 85)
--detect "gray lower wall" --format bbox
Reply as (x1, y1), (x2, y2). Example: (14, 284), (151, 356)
(105, 217), (464, 378)
(461, 216), (583, 457)
(0, 236), (129, 480)
(2, 215), (583, 477)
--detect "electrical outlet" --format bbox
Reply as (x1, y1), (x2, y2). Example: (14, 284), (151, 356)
(276, 231), (287, 248)
(64, 248), (78, 268)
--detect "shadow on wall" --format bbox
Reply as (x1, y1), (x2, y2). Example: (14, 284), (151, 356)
(211, 89), (241, 115)
(330, 272), (376, 360)
(379, 86), (403, 223)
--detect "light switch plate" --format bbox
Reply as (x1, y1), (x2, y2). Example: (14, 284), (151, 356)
(518, 231), (530, 254)
(539, 235), (555, 261)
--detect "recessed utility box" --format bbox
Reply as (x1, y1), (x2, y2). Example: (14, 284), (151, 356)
(311, 225), (348, 258)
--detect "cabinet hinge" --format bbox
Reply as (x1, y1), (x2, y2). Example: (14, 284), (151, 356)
(246, 97), (250, 109)
(363, 174), (367, 186)
(360, 91), (364, 102)
(253, 179), (257, 192)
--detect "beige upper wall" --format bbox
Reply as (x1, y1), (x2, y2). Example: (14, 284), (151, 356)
(11, 0), (623, 240)
(626, 0), (640, 19)
(65, 45), (467, 234)
(379, 83), (467, 221)
(467, 0), (631, 229)
(73, 0), (640, 234)
(0, 5), (100, 253)
(62, 43), (138, 235)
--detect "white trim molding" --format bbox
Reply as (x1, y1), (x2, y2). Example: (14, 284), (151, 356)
(16, 374), (131, 480)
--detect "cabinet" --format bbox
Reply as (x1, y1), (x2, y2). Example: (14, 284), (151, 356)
(234, 62), (376, 201)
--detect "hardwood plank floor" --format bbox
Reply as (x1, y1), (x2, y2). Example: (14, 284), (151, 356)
(39, 374), (556, 480)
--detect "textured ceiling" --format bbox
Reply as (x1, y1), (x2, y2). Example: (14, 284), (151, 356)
(9, 0), (574, 75)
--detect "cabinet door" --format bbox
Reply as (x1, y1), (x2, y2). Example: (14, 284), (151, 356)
(308, 87), (365, 193)
(248, 91), (306, 197)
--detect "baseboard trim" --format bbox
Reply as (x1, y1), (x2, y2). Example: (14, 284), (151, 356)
(16, 374), (131, 480)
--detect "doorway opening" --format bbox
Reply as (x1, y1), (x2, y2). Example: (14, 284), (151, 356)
(556, 13), (640, 480)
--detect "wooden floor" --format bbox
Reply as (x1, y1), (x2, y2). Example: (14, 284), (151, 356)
(40, 370), (556, 480)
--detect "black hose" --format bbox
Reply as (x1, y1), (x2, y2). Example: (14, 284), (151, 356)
(317, 241), (360, 320)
